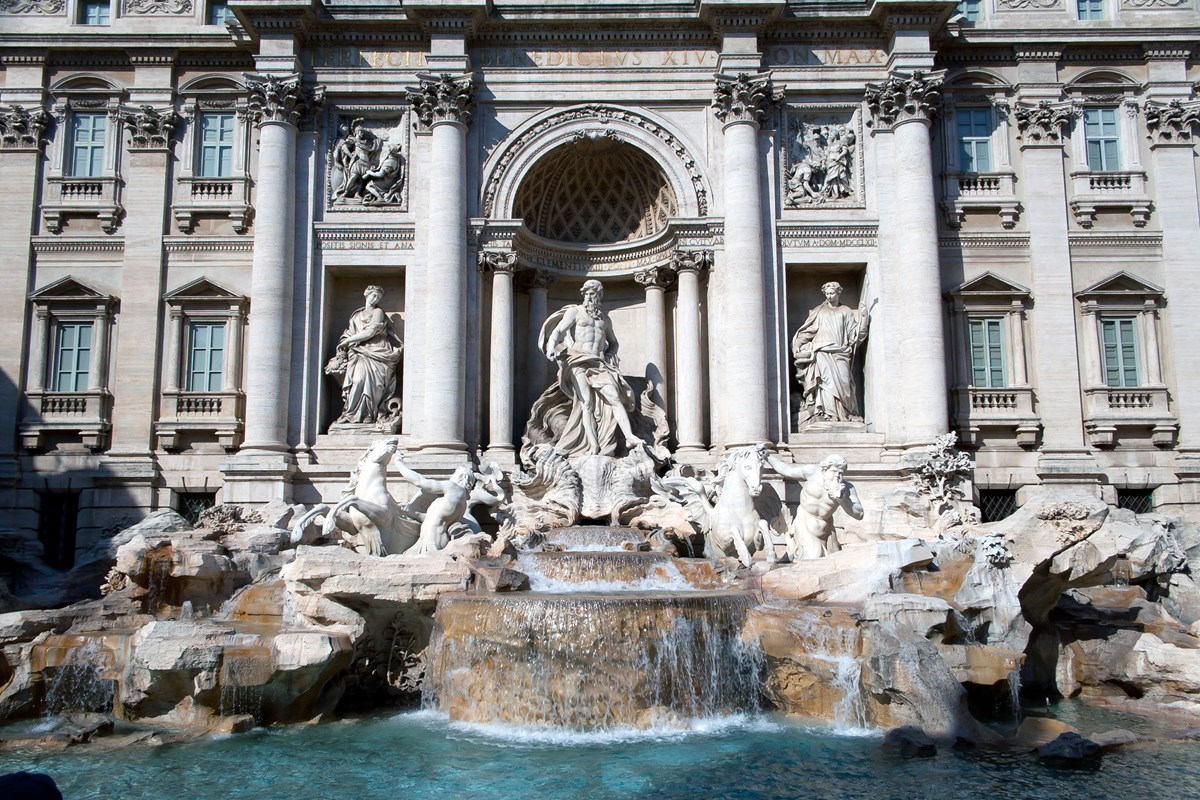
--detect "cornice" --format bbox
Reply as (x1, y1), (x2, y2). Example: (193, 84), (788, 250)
(1067, 232), (1163, 249)
(777, 222), (878, 248)
(31, 236), (125, 254)
(163, 236), (254, 253)
(939, 233), (1030, 249)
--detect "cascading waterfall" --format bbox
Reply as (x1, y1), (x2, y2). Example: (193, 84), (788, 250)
(43, 639), (115, 716)
(423, 527), (764, 731)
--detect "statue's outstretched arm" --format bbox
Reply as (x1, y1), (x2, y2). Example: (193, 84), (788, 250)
(767, 453), (816, 481)
(842, 483), (866, 520)
(394, 460), (443, 494)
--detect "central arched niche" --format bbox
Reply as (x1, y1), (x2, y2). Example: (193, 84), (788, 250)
(513, 135), (678, 245)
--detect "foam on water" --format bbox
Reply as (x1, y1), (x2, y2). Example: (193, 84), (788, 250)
(517, 552), (696, 593)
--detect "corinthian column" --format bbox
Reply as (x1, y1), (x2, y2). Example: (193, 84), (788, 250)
(407, 74), (474, 452)
(239, 74), (324, 456)
(865, 72), (948, 445)
(671, 250), (712, 454)
(712, 73), (780, 447)
(480, 250), (517, 458)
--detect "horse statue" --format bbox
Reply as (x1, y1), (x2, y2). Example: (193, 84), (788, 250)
(655, 443), (780, 567)
(289, 436), (419, 556)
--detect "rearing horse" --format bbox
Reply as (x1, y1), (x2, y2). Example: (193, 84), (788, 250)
(658, 443), (775, 568)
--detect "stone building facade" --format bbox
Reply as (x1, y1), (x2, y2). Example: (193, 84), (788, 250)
(1, 0), (1198, 562)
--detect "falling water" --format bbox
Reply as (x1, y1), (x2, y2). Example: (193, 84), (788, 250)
(516, 551), (693, 592)
(784, 610), (872, 734)
(830, 656), (869, 732)
(542, 527), (646, 551)
(218, 648), (271, 723)
(1006, 668), (1023, 721)
(43, 639), (115, 716)
(146, 555), (172, 615)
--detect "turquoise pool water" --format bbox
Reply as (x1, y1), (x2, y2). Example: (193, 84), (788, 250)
(2, 705), (1198, 800)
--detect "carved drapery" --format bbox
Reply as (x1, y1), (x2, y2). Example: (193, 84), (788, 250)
(121, 105), (180, 150)
(0, 104), (50, 150)
(864, 71), (942, 128)
(245, 74), (325, 127)
(406, 73), (475, 128)
(712, 73), (781, 127)
(1013, 100), (1075, 144)
(1144, 100), (1200, 145)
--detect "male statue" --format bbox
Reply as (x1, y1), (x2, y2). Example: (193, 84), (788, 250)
(792, 281), (870, 424)
(768, 453), (865, 560)
(538, 279), (642, 457)
(393, 459), (477, 555)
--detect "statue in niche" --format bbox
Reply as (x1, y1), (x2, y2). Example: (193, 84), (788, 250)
(792, 281), (870, 427)
(523, 279), (666, 461)
(786, 123), (857, 206)
(768, 453), (864, 560)
(325, 285), (403, 429)
(330, 118), (406, 205)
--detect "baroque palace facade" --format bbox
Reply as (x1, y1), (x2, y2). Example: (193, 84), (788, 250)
(1, 0), (1198, 564)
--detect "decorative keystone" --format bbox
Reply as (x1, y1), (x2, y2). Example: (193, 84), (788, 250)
(121, 105), (180, 149)
(407, 73), (475, 128)
(0, 104), (50, 150)
(712, 73), (782, 127)
(1144, 99), (1200, 145)
(1013, 100), (1076, 144)
(864, 71), (943, 128)
(245, 73), (326, 127)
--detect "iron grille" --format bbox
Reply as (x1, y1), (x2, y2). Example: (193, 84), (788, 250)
(979, 490), (1019, 523)
(1116, 489), (1154, 515)
(179, 492), (217, 526)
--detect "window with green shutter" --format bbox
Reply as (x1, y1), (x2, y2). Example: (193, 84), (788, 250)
(968, 317), (1006, 388)
(1083, 108), (1120, 172)
(198, 113), (235, 178)
(51, 322), (93, 392)
(1101, 317), (1139, 388)
(69, 113), (107, 178)
(187, 322), (226, 393)
(956, 108), (992, 173)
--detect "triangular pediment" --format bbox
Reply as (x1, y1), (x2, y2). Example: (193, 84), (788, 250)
(1076, 271), (1164, 299)
(164, 277), (242, 301)
(29, 276), (111, 301)
(948, 272), (1030, 298)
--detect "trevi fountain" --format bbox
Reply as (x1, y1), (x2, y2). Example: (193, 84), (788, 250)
(2, 277), (1200, 799)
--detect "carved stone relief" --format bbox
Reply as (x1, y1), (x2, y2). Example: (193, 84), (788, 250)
(864, 71), (943, 128)
(246, 74), (326, 128)
(123, 0), (191, 13)
(1013, 100), (1076, 143)
(121, 105), (180, 150)
(0, 105), (50, 150)
(327, 116), (408, 209)
(1123, 0), (1189, 7)
(0, 0), (63, 11)
(406, 73), (475, 128)
(712, 72), (783, 127)
(996, 0), (1061, 8)
(1144, 99), (1200, 144)
(783, 110), (861, 208)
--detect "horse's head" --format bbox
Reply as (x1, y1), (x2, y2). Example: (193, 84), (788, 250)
(363, 436), (399, 465)
(718, 444), (768, 497)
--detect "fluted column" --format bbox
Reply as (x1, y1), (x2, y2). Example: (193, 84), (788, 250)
(407, 74), (474, 451)
(865, 72), (949, 445)
(711, 73), (779, 447)
(635, 265), (675, 401)
(239, 74), (323, 455)
(0, 103), (48, 483)
(519, 269), (555, 400)
(671, 250), (711, 453)
(480, 251), (517, 457)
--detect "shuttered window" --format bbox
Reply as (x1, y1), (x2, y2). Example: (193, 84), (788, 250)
(969, 317), (1006, 388)
(1101, 318), (1139, 388)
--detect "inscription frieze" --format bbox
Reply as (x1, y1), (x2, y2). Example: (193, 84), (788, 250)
(765, 47), (887, 67)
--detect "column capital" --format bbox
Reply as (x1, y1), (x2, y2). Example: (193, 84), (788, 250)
(407, 73), (475, 129)
(245, 73), (326, 128)
(711, 72), (782, 128)
(864, 70), (943, 130)
(478, 249), (518, 274)
(635, 265), (677, 291)
(121, 105), (180, 151)
(1013, 100), (1076, 146)
(0, 104), (50, 152)
(670, 249), (714, 275)
(516, 268), (555, 291)
(1145, 99), (1200, 146)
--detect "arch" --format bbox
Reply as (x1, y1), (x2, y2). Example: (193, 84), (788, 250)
(1066, 68), (1140, 90)
(49, 73), (125, 95)
(179, 74), (247, 94)
(482, 104), (711, 222)
(944, 69), (1013, 90)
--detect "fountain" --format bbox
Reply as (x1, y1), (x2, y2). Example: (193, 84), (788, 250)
(423, 526), (764, 730)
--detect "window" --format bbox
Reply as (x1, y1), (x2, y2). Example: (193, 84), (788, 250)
(968, 317), (1006, 388)
(956, 108), (993, 172)
(1101, 317), (1139, 388)
(1077, 0), (1104, 18)
(187, 322), (225, 393)
(979, 490), (1018, 523)
(207, 0), (233, 25)
(69, 112), (107, 178)
(1083, 108), (1121, 171)
(178, 492), (217, 525)
(197, 113), (235, 178)
(957, 0), (983, 23)
(1116, 488), (1154, 514)
(79, 0), (110, 24)
(39, 493), (80, 570)
(51, 321), (93, 392)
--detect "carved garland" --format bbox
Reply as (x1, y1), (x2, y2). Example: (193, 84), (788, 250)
(0, 0), (63, 12)
(864, 71), (943, 128)
(997, 0), (1061, 8)
(406, 74), (475, 128)
(482, 105), (710, 218)
(0, 104), (51, 149)
(245, 74), (326, 127)
(124, 0), (192, 13)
